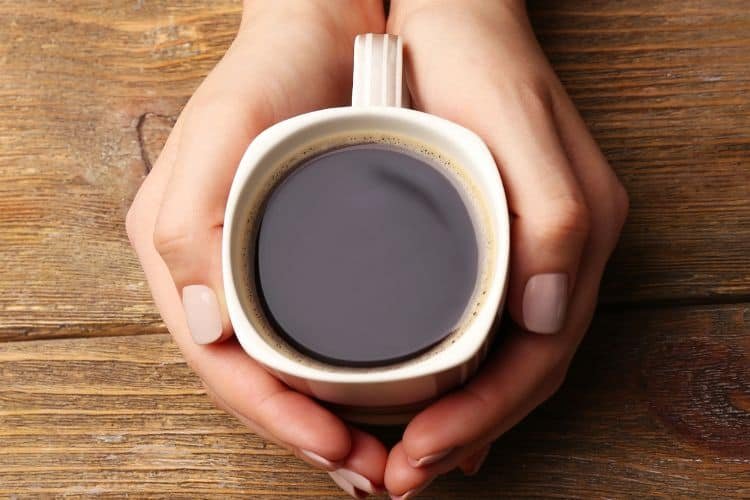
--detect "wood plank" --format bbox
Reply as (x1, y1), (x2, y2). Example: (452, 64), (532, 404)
(0, 3), (746, 321)
(1, 304), (748, 497)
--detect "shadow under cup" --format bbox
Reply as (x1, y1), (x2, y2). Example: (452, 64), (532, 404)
(223, 107), (509, 423)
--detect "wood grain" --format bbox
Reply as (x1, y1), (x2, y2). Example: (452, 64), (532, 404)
(0, 1), (240, 341)
(1, 0), (749, 498)
(1, 304), (748, 498)
(0, 0), (749, 342)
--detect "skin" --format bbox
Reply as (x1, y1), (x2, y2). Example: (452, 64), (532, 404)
(384, 1), (628, 496)
(126, 0), (389, 494)
(126, 0), (629, 498)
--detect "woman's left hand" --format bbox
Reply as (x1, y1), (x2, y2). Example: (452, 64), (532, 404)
(384, 1), (629, 497)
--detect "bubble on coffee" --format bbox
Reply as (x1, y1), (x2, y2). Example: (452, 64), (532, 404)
(237, 133), (496, 372)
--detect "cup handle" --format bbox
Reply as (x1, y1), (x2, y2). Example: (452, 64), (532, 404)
(352, 34), (410, 108)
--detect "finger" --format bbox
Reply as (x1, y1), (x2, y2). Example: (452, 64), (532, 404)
(201, 382), (285, 450)
(421, 87), (589, 334)
(152, 46), (277, 345)
(551, 89), (630, 250)
(328, 472), (368, 499)
(487, 87), (590, 335)
(153, 24), (357, 346)
(126, 107), (186, 268)
(205, 380), (359, 473)
(328, 427), (388, 498)
(396, 23), (589, 335)
(397, 91), (628, 471)
(419, 89), (590, 337)
(127, 130), (353, 469)
(399, 328), (564, 471)
(386, 440), (491, 496)
(212, 378), (391, 489)
(182, 334), (354, 466)
(134, 229), (353, 466)
(399, 217), (617, 469)
(127, 107), (300, 455)
(384, 442), (436, 499)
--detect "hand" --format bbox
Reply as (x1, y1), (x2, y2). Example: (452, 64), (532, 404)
(384, 1), (629, 496)
(126, 1), (389, 497)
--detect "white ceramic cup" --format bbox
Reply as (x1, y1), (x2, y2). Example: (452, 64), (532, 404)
(223, 34), (510, 424)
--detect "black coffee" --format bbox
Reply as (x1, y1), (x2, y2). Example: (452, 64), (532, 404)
(255, 143), (478, 366)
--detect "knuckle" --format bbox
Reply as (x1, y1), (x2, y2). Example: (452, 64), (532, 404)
(125, 205), (138, 243)
(125, 202), (145, 248)
(610, 179), (630, 229)
(152, 216), (193, 260)
(535, 196), (591, 246)
(515, 78), (554, 116)
(590, 178), (629, 252)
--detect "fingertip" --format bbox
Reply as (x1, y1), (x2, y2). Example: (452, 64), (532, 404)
(406, 448), (453, 468)
(299, 448), (341, 471)
(520, 272), (569, 334)
(328, 470), (369, 499)
(322, 427), (390, 496)
(385, 442), (436, 498)
(507, 265), (570, 336)
(212, 361), (353, 465)
(182, 284), (226, 344)
(401, 391), (478, 464)
(504, 188), (585, 336)
(341, 427), (388, 488)
(269, 391), (353, 463)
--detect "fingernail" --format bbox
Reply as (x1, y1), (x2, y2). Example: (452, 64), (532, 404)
(182, 285), (223, 344)
(522, 273), (568, 334)
(407, 448), (453, 468)
(328, 471), (369, 499)
(390, 478), (434, 500)
(300, 449), (336, 470)
(464, 446), (491, 476)
(334, 468), (378, 494)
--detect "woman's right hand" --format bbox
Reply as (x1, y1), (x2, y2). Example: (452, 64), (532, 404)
(126, 1), (388, 497)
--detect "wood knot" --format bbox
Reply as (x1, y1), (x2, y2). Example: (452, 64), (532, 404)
(136, 112), (176, 173)
(641, 317), (750, 457)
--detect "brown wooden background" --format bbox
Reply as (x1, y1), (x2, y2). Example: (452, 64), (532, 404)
(1, 0), (749, 498)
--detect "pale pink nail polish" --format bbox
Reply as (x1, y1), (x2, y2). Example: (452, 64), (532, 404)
(329, 471), (368, 499)
(335, 468), (377, 494)
(300, 449), (336, 469)
(407, 448), (453, 467)
(182, 285), (223, 344)
(522, 273), (568, 334)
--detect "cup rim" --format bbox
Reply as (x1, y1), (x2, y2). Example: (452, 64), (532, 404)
(223, 106), (510, 384)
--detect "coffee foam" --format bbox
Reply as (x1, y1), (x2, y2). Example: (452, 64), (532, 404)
(236, 131), (497, 373)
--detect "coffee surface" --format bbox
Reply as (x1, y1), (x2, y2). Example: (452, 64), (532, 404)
(255, 143), (478, 366)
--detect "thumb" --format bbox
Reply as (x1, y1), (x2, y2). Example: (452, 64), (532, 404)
(153, 94), (272, 344)
(480, 90), (589, 334)
(152, 53), (277, 344)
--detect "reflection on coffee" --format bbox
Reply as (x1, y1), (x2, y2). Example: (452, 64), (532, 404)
(254, 143), (479, 366)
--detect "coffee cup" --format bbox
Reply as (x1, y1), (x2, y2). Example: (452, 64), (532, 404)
(223, 34), (510, 424)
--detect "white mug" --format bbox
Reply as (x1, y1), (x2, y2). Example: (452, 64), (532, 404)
(223, 34), (510, 424)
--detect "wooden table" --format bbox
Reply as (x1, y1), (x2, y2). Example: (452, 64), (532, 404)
(1, 1), (748, 497)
